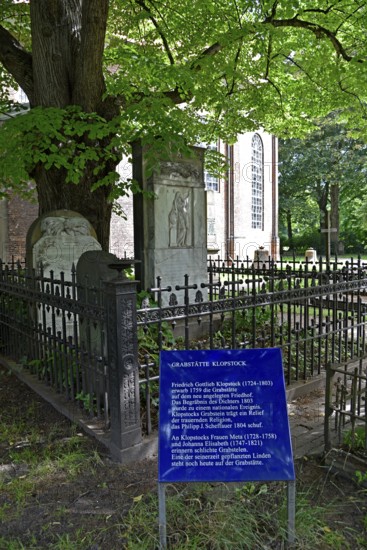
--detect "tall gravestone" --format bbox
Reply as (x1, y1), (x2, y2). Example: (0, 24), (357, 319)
(132, 143), (207, 302)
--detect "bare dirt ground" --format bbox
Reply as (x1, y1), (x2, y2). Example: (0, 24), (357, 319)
(0, 366), (367, 549)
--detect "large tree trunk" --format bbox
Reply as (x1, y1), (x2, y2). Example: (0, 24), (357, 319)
(330, 184), (339, 255)
(33, 164), (114, 250)
(286, 209), (294, 250)
(1, 0), (117, 249)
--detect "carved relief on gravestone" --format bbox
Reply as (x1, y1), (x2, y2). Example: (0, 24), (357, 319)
(168, 189), (192, 247)
(160, 161), (201, 181)
(31, 211), (101, 278)
(27, 210), (102, 335)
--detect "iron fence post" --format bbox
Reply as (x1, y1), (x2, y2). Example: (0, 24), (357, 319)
(105, 264), (142, 459)
(324, 362), (334, 452)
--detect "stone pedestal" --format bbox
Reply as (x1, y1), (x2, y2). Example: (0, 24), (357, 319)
(76, 250), (121, 355)
(132, 143), (207, 303)
(253, 248), (270, 267)
(305, 248), (317, 263)
(104, 270), (142, 455)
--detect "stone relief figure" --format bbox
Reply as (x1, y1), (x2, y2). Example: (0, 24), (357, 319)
(33, 215), (101, 272)
(168, 190), (190, 247)
(160, 161), (200, 181)
(40, 216), (92, 238)
(168, 201), (178, 246)
(40, 217), (65, 236)
(176, 192), (188, 246)
(63, 218), (91, 236)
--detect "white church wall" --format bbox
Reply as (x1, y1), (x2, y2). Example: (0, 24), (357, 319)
(204, 131), (276, 261)
(109, 160), (134, 258)
(235, 131), (275, 259)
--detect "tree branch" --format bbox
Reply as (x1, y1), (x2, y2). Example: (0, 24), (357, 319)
(227, 40), (242, 96)
(299, 6), (336, 16)
(334, 3), (366, 34)
(135, 0), (175, 65)
(265, 76), (284, 112)
(281, 54), (329, 92)
(269, 0), (279, 20)
(160, 41), (222, 104)
(338, 78), (367, 113)
(190, 42), (222, 70)
(264, 15), (362, 63)
(0, 24), (33, 102)
(164, 86), (192, 104)
(264, 34), (273, 80)
(119, 2), (367, 112)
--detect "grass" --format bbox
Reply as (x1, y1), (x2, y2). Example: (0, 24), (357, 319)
(1, 365), (366, 549)
(0, 429), (101, 511)
(121, 481), (355, 549)
(1, 425), (359, 550)
(0, 380), (104, 547)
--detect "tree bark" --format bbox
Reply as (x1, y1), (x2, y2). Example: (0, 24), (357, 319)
(32, 163), (113, 251)
(330, 184), (339, 255)
(1, 0), (115, 249)
(286, 209), (294, 250)
(317, 181), (329, 257)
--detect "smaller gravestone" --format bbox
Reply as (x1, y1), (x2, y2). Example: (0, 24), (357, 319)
(27, 210), (102, 335)
(29, 211), (101, 279)
(77, 250), (122, 290)
(305, 248), (317, 263)
(254, 247), (270, 267)
(76, 249), (122, 353)
(76, 250), (123, 402)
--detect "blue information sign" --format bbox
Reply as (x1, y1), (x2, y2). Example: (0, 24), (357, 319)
(158, 348), (295, 483)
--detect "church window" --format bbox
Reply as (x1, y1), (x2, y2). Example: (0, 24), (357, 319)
(251, 133), (264, 229)
(204, 143), (219, 192)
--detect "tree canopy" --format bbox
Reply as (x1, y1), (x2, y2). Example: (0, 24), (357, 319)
(279, 116), (367, 253)
(1, 1), (367, 247)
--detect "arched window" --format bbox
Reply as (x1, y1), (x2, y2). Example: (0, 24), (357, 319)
(251, 133), (264, 230)
(204, 142), (219, 192)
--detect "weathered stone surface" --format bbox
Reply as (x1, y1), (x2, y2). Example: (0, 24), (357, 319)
(132, 144), (207, 303)
(29, 210), (101, 278)
(27, 210), (101, 334)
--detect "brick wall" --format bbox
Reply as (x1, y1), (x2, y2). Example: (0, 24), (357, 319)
(7, 195), (38, 261)
(4, 192), (134, 263)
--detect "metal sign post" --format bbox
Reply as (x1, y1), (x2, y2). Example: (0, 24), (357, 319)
(158, 483), (167, 550)
(287, 479), (296, 545)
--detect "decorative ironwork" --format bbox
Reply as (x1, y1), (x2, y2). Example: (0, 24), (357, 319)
(0, 260), (107, 431)
(137, 256), (367, 433)
(325, 359), (367, 450)
(2, 255), (367, 448)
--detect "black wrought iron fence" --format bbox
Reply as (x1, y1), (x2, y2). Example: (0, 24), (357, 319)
(2, 256), (367, 456)
(0, 258), (142, 460)
(137, 257), (367, 434)
(0, 260), (109, 422)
